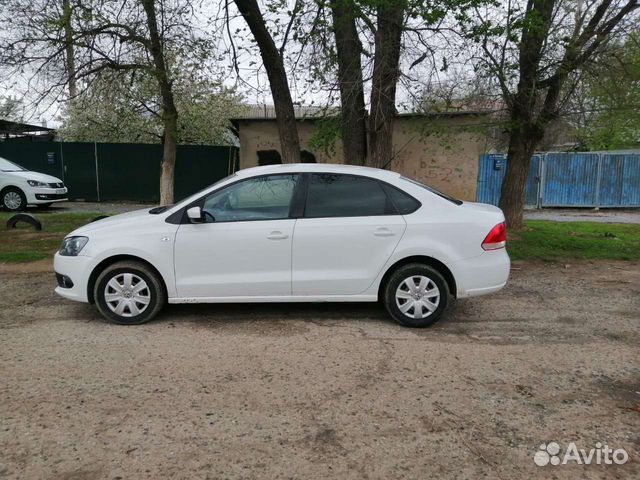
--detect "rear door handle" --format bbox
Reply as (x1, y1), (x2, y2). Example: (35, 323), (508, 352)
(374, 227), (395, 237)
(267, 231), (289, 240)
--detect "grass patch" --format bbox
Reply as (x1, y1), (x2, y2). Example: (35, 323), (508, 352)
(1, 213), (638, 264)
(0, 212), (99, 263)
(508, 220), (640, 261)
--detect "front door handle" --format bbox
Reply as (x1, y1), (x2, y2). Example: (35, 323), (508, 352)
(374, 227), (395, 237)
(267, 231), (289, 240)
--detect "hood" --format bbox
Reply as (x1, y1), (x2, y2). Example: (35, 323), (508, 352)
(70, 208), (158, 236)
(7, 170), (64, 184)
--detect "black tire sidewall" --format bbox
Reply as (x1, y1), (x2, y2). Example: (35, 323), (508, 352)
(384, 264), (449, 328)
(2, 188), (27, 211)
(95, 264), (162, 325)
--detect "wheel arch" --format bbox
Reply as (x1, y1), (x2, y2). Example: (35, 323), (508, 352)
(1, 185), (27, 210)
(0, 184), (26, 198)
(378, 255), (457, 300)
(87, 254), (168, 304)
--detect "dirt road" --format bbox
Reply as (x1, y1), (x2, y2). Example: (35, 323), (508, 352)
(1, 260), (638, 479)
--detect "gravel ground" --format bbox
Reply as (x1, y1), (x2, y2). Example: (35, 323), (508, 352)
(0, 260), (638, 479)
(27, 202), (640, 224)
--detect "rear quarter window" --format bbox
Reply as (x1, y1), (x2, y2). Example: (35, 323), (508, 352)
(381, 183), (421, 214)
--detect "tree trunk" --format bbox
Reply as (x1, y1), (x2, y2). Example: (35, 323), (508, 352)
(234, 0), (301, 164)
(499, 0), (554, 229)
(368, 1), (405, 168)
(62, 0), (77, 99)
(141, 0), (178, 205)
(330, 0), (367, 165)
(160, 112), (178, 205)
(499, 131), (536, 229)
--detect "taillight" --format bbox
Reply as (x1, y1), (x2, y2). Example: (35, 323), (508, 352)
(482, 222), (507, 250)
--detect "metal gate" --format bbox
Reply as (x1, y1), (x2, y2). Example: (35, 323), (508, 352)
(476, 154), (541, 207)
(477, 152), (640, 208)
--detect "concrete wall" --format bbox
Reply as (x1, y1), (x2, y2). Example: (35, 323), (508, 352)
(237, 114), (490, 201)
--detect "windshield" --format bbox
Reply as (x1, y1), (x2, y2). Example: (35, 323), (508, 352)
(401, 177), (463, 205)
(0, 157), (27, 172)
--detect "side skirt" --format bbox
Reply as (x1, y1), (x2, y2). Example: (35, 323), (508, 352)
(168, 295), (378, 304)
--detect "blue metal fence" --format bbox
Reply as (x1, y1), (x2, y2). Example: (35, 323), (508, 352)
(477, 152), (640, 208)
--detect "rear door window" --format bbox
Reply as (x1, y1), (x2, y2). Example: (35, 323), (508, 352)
(304, 173), (392, 218)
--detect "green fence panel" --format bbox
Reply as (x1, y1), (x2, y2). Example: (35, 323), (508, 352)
(174, 145), (234, 201)
(96, 143), (163, 202)
(60, 143), (99, 201)
(0, 141), (236, 203)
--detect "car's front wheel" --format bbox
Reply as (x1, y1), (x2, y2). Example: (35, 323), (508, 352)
(383, 263), (449, 327)
(94, 261), (165, 325)
(2, 187), (27, 211)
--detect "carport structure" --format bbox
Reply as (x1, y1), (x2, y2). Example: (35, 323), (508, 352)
(0, 118), (55, 141)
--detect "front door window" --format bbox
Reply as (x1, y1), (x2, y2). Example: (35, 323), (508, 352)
(202, 174), (299, 222)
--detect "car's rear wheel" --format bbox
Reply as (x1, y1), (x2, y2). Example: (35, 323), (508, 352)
(383, 263), (449, 327)
(94, 261), (165, 325)
(2, 187), (27, 211)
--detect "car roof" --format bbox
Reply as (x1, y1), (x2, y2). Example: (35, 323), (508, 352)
(235, 163), (402, 181)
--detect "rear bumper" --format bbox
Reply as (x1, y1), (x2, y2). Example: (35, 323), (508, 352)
(451, 249), (510, 299)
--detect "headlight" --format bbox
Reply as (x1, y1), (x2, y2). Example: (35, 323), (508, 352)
(59, 236), (89, 256)
(27, 180), (48, 187)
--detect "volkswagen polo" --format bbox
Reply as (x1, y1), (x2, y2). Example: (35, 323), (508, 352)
(1, 156), (68, 211)
(54, 164), (509, 327)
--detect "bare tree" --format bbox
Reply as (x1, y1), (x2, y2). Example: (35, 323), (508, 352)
(368, 0), (406, 168)
(232, 0), (301, 163)
(0, 0), (206, 204)
(330, 0), (368, 165)
(465, 0), (639, 228)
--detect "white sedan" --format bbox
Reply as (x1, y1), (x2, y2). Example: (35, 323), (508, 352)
(0, 156), (68, 211)
(54, 163), (509, 327)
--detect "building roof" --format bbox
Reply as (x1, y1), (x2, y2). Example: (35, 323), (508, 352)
(230, 106), (491, 128)
(236, 104), (339, 120)
(0, 118), (54, 134)
(235, 162), (403, 181)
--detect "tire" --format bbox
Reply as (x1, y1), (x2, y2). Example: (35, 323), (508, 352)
(1, 187), (27, 212)
(94, 261), (166, 325)
(383, 263), (449, 328)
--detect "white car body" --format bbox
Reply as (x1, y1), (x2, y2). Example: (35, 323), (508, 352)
(54, 164), (509, 323)
(0, 156), (68, 208)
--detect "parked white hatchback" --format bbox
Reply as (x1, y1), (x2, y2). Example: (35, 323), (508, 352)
(54, 164), (509, 327)
(0, 156), (68, 211)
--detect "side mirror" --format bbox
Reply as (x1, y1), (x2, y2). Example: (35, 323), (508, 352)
(186, 206), (205, 223)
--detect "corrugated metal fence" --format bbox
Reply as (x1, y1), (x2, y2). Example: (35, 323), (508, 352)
(0, 141), (237, 203)
(477, 152), (640, 208)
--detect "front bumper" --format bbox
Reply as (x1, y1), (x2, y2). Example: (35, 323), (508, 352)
(26, 187), (68, 204)
(53, 252), (92, 303)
